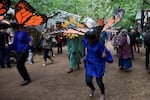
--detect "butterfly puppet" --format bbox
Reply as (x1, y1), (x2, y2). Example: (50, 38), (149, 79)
(0, 0), (12, 29)
(0, 0), (11, 20)
(102, 7), (125, 31)
(15, 0), (47, 27)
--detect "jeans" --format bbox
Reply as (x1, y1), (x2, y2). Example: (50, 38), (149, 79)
(86, 74), (105, 94)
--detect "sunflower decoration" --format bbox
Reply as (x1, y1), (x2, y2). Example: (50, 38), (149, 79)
(61, 16), (86, 39)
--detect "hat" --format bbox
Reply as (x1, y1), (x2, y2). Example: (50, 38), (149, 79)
(85, 28), (98, 40)
(120, 29), (127, 34)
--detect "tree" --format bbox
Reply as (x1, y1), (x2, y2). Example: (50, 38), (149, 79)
(10, 0), (149, 28)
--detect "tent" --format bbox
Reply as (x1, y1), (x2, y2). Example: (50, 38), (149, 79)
(46, 10), (97, 28)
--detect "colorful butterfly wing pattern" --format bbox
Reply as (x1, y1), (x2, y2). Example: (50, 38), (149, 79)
(0, 0), (10, 20)
(24, 14), (47, 26)
(15, 0), (47, 26)
(0, 0), (11, 16)
(103, 7), (125, 31)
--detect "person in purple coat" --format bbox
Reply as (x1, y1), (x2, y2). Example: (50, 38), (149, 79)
(117, 29), (132, 71)
(81, 27), (106, 100)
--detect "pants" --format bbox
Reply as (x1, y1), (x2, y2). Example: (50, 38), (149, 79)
(0, 47), (11, 67)
(28, 50), (34, 63)
(5, 48), (11, 67)
(86, 74), (105, 94)
(16, 51), (31, 81)
(49, 47), (54, 56)
(57, 42), (62, 54)
(146, 47), (150, 70)
(43, 49), (52, 61)
(0, 47), (5, 67)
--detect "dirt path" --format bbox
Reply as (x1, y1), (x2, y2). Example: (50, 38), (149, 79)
(0, 42), (150, 100)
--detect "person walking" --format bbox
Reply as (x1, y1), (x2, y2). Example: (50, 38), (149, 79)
(81, 27), (107, 100)
(41, 28), (54, 66)
(28, 36), (35, 64)
(117, 29), (132, 71)
(55, 33), (63, 54)
(0, 29), (11, 68)
(67, 35), (84, 73)
(9, 26), (32, 86)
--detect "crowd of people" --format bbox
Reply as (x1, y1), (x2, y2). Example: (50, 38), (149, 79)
(0, 20), (149, 100)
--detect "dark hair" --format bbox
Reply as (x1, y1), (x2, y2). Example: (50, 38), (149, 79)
(85, 25), (104, 40)
(85, 29), (97, 40)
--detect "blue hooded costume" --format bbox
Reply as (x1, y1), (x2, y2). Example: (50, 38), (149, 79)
(83, 37), (106, 77)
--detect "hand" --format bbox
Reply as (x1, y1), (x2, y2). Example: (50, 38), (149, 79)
(5, 44), (8, 48)
(29, 41), (33, 46)
(102, 52), (106, 58)
(80, 57), (85, 63)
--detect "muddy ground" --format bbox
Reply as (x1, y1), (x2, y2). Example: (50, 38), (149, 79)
(0, 42), (150, 100)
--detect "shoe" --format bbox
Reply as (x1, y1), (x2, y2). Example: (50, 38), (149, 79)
(89, 88), (95, 97)
(100, 94), (105, 100)
(1, 65), (5, 68)
(7, 64), (12, 68)
(20, 80), (31, 86)
(42, 64), (46, 66)
(67, 69), (73, 73)
(119, 66), (124, 70)
(124, 68), (132, 72)
(28, 62), (33, 64)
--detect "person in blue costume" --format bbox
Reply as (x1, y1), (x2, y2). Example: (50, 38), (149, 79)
(9, 25), (32, 86)
(81, 27), (106, 100)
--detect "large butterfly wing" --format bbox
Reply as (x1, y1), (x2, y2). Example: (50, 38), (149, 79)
(103, 8), (125, 31)
(0, 0), (11, 16)
(103, 17), (115, 31)
(15, 0), (35, 25)
(15, 0), (47, 26)
(24, 14), (47, 26)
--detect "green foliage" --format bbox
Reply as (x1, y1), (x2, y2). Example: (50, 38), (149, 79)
(10, 0), (149, 28)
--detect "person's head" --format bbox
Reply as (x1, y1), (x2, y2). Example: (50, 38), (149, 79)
(85, 25), (104, 44)
(43, 28), (48, 33)
(120, 29), (127, 36)
(85, 28), (100, 44)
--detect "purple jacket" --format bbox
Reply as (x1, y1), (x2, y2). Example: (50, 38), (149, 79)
(118, 33), (131, 59)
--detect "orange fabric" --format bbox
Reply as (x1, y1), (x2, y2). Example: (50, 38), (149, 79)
(103, 17), (114, 31)
(103, 16), (121, 31)
(0, 9), (6, 14)
(64, 29), (85, 35)
(0, 0), (10, 15)
(98, 18), (104, 26)
(15, 0), (47, 26)
(0, 4), (3, 8)
(0, 16), (4, 20)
